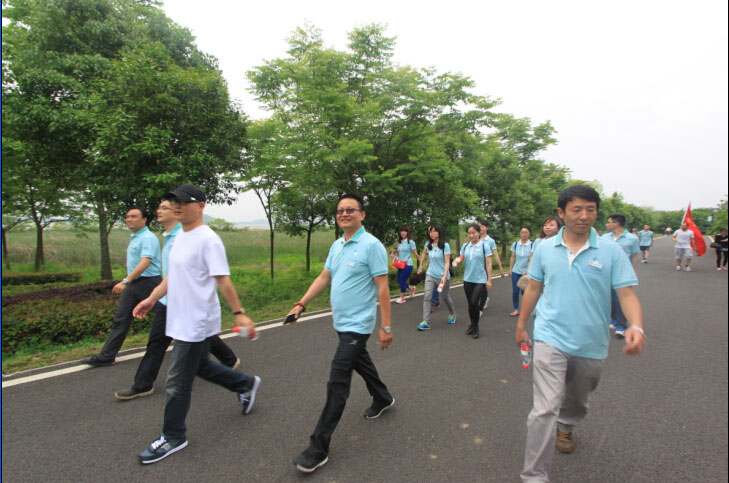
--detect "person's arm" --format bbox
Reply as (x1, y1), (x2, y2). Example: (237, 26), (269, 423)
(515, 279), (543, 345)
(485, 256), (493, 291)
(492, 248), (506, 277)
(132, 276), (168, 318)
(411, 248), (419, 268)
(215, 275), (256, 332)
(672, 234), (678, 242)
(418, 249), (427, 273)
(374, 274), (393, 350)
(630, 253), (639, 275)
(509, 251), (516, 275)
(616, 286), (645, 355)
(288, 268), (332, 318)
(442, 253), (451, 284)
(113, 257), (152, 294)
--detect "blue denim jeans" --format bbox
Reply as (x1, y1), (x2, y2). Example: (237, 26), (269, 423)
(610, 289), (627, 330)
(512, 272), (524, 310)
(163, 338), (254, 441)
(396, 265), (414, 293)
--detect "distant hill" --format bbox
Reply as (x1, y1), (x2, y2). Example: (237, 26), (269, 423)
(233, 218), (269, 229)
(203, 214), (215, 223)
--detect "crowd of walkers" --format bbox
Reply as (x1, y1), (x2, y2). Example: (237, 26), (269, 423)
(79, 182), (724, 481)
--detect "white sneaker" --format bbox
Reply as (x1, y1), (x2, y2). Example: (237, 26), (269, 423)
(675, 266), (681, 271)
(395, 297), (406, 304)
(484, 297), (490, 309)
(684, 266), (692, 272)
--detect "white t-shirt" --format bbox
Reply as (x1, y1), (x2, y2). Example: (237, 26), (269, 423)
(165, 225), (231, 342)
(673, 229), (694, 249)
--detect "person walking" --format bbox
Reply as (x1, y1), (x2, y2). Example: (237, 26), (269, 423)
(132, 184), (261, 464)
(508, 226), (533, 317)
(417, 224), (456, 330)
(392, 226), (419, 304)
(602, 214), (640, 337)
(515, 185), (645, 483)
(287, 194), (394, 474)
(712, 227), (728, 270)
(519, 216), (563, 291)
(82, 207), (162, 367)
(477, 219), (507, 312)
(672, 222), (696, 271)
(638, 224), (654, 263)
(454, 224), (492, 339)
(114, 198), (241, 401)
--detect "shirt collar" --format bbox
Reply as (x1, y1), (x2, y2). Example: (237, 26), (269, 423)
(164, 223), (182, 238)
(131, 226), (150, 239)
(554, 227), (599, 248)
(342, 225), (366, 244)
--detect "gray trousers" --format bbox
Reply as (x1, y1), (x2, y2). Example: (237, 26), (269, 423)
(98, 276), (161, 361)
(421, 275), (455, 323)
(521, 341), (604, 483)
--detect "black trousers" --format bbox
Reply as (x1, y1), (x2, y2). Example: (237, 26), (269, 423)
(464, 282), (486, 327)
(98, 276), (161, 361)
(308, 331), (392, 458)
(716, 249), (728, 267)
(132, 303), (238, 392)
(477, 285), (489, 311)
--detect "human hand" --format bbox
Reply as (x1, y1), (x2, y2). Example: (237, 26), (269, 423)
(133, 298), (155, 319)
(379, 329), (393, 350)
(515, 326), (530, 346)
(623, 328), (645, 355)
(112, 282), (127, 294)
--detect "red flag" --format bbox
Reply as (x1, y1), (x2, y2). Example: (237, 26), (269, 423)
(682, 203), (706, 256)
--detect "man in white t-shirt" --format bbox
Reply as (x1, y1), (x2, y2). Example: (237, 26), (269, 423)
(672, 222), (695, 272)
(132, 184), (261, 465)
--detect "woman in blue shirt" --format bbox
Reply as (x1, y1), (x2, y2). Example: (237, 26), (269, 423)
(454, 224), (492, 339)
(509, 226), (533, 317)
(392, 226), (419, 304)
(417, 224), (456, 330)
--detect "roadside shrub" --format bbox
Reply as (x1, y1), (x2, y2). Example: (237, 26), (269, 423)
(2, 296), (153, 353)
(2, 272), (82, 286)
(2, 281), (116, 307)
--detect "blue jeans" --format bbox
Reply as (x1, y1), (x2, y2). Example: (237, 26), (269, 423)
(163, 338), (254, 441)
(512, 273), (524, 310)
(396, 265), (414, 293)
(307, 331), (392, 458)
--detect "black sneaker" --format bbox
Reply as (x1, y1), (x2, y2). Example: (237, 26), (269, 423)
(115, 387), (154, 401)
(81, 355), (116, 367)
(364, 397), (395, 419)
(295, 451), (328, 473)
(138, 435), (188, 464)
(238, 375), (261, 414)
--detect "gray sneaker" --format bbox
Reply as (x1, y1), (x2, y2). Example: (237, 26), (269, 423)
(115, 387), (154, 401)
(238, 376), (261, 414)
(684, 266), (692, 272)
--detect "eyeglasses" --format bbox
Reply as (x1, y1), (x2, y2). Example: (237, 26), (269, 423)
(335, 208), (362, 215)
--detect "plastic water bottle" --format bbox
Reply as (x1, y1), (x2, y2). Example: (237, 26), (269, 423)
(520, 342), (533, 369)
(389, 249), (396, 259)
(437, 282), (444, 292)
(452, 255), (464, 267)
(232, 325), (259, 341)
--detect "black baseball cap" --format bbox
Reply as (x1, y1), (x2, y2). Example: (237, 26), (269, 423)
(164, 184), (207, 203)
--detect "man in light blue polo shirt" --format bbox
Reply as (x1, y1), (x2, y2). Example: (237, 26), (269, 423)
(602, 213), (640, 337)
(515, 185), (646, 483)
(83, 207), (162, 367)
(638, 224), (654, 263)
(288, 193), (394, 474)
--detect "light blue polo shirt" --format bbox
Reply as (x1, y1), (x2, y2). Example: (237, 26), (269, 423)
(460, 241), (490, 284)
(127, 226), (161, 277)
(425, 241), (451, 280)
(511, 240), (533, 274)
(159, 223), (182, 306)
(602, 230), (640, 258)
(397, 239), (417, 266)
(482, 235), (497, 253)
(325, 226), (388, 334)
(638, 230), (654, 247)
(528, 227), (638, 359)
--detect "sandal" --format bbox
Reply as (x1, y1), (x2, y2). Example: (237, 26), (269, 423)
(509, 310), (520, 317)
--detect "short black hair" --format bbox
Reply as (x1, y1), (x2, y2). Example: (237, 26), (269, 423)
(520, 225), (532, 235)
(337, 193), (365, 211)
(608, 214), (626, 227)
(466, 223), (481, 234)
(558, 185), (601, 211)
(477, 218), (489, 227)
(126, 206), (149, 221)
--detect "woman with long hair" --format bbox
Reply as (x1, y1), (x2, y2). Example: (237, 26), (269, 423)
(392, 226), (419, 303)
(417, 224), (456, 330)
(508, 226), (533, 317)
(454, 224), (492, 339)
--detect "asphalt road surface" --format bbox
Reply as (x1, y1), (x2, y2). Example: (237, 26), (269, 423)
(2, 236), (727, 482)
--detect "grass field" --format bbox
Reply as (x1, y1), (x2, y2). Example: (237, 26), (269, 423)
(2, 227), (459, 373)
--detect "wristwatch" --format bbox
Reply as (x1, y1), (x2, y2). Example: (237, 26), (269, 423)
(122, 278), (129, 285)
(380, 325), (392, 334)
(233, 309), (246, 315)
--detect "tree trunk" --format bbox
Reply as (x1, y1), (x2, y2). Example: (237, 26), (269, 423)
(267, 216), (275, 280)
(500, 219), (508, 260)
(306, 224), (313, 272)
(97, 202), (113, 280)
(2, 226), (10, 270)
(33, 220), (44, 272)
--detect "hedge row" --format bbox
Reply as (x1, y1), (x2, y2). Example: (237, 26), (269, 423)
(1, 296), (153, 353)
(2, 281), (116, 307)
(2, 272), (82, 286)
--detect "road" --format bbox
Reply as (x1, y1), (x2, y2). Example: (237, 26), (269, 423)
(2, 236), (727, 482)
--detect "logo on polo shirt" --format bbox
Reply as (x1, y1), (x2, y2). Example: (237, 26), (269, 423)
(586, 258), (603, 274)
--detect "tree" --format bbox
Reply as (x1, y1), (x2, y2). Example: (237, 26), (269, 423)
(3, 0), (247, 279)
(208, 218), (236, 232)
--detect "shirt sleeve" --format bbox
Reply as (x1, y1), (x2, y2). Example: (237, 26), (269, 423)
(324, 243), (336, 271)
(631, 236), (640, 254)
(204, 236), (230, 277)
(444, 243), (451, 255)
(409, 240), (416, 251)
(527, 243), (544, 282)
(611, 245), (638, 289)
(369, 241), (388, 277)
(139, 234), (160, 259)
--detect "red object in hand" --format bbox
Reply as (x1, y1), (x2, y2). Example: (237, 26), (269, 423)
(232, 326), (259, 341)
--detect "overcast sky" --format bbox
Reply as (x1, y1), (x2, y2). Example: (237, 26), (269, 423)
(161, 0), (728, 222)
